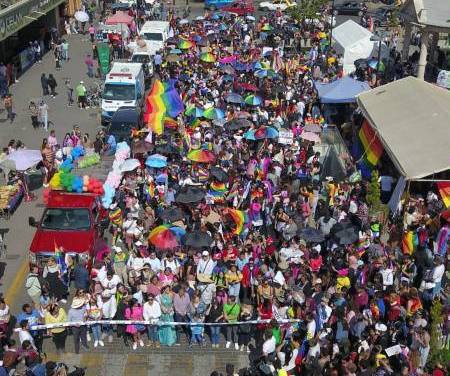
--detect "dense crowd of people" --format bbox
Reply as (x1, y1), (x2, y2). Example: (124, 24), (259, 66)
(0, 1), (448, 376)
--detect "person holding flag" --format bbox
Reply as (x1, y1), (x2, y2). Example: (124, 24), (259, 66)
(42, 244), (68, 303)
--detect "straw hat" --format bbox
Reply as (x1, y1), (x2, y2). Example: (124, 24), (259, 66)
(71, 297), (86, 309)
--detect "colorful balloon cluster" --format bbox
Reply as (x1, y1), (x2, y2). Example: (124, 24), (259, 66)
(77, 153), (101, 169)
(101, 142), (131, 208)
(71, 145), (85, 161)
(49, 171), (104, 195)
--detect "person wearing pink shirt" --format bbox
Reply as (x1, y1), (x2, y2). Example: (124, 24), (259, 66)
(125, 298), (144, 350)
(47, 130), (58, 150)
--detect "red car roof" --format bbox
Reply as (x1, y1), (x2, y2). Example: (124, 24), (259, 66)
(47, 192), (98, 208)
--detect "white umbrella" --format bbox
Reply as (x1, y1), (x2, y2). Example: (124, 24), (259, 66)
(179, 19), (189, 25)
(119, 158), (141, 173)
(74, 11), (89, 23)
(300, 131), (321, 143)
(5, 150), (42, 171)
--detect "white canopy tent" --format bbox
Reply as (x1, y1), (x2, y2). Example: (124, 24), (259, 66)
(332, 20), (387, 74)
(356, 77), (450, 180)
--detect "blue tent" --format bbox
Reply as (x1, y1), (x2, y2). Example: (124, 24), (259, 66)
(315, 76), (370, 104)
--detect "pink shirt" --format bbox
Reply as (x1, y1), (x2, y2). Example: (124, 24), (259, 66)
(125, 306), (143, 320)
(48, 135), (58, 149)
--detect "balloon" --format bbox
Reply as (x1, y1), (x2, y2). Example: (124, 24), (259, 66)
(71, 145), (85, 161)
(49, 172), (62, 190)
(77, 153), (101, 169)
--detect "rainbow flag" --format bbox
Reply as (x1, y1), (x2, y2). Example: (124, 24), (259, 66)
(402, 230), (418, 255)
(437, 182), (450, 208)
(226, 209), (249, 235)
(54, 241), (68, 284)
(359, 120), (383, 167)
(208, 181), (228, 199)
(144, 80), (184, 135)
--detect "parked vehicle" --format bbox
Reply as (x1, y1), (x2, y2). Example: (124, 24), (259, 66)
(28, 192), (109, 267)
(101, 62), (145, 124)
(108, 106), (143, 144)
(333, 1), (367, 16)
(139, 21), (170, 55)
(258, 0), (294, 12)
(221, 1), (255, 15)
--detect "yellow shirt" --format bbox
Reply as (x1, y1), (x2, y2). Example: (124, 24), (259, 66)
(45, 308), (67, 333)
(336, 276), (350, 292)
(225, 271), (242, 284)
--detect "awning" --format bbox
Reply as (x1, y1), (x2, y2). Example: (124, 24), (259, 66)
(105, 11), (133, 26)
(315, 76), (370, 103)
(356, 76), (450, 179)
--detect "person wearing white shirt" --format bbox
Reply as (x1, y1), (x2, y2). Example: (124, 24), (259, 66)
(380, 265), (394, 290)
(148, 251), (162, 273)
(18, 321), (36, 349)
(431, 257), (445, 297)
(197, 251), (216, 279)
(100, 271), (121, 295)
(262, 333), (276, 356)
(143, 294), (162, 346)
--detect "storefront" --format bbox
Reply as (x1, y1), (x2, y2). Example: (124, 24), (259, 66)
(0, 0), (66, 74)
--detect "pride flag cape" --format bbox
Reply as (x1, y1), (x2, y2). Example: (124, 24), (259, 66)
(144, 80), (184, 135)
(208, 181), (228, 199)
(226, 209), (249, 235)
(437, 182), (450, 208)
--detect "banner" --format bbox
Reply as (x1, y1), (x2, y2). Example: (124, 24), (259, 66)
(97, 42), (111, 75)
(15, 318), (303, 332)
(278, 130), (294, 145)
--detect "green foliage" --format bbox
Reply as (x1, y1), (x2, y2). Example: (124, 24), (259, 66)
(427, 299), (447, 369)
(286, 0), (328, 23)
(366, 170), (381, 210)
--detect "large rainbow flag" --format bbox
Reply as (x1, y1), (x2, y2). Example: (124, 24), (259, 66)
(437, 182), (450, 208)
(144, 80), (184, 135)
(352, 120), (384, 178)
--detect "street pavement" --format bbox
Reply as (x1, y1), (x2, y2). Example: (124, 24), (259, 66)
(0, 2), (366, 374)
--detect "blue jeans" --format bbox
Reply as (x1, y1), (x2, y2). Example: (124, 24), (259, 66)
(228, 283), (240, 300)
(91, 324), (102, 341)
(102, 323), (113, 336)
(191, 333), (203, 344)
(147, 325), (158, 342)
(210, 326), (221, 345)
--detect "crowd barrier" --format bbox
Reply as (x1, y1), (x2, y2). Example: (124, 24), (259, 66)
(16, 319), (303, 331)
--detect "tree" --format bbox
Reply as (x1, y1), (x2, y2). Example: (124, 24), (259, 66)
(366, 170), (381, 210)
(286, 0), (328, 23)
(427, 298), (447, 369)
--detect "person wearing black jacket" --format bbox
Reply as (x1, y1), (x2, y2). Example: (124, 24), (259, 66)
(205, 298), (223, 348)
(47, 74), (57, 97)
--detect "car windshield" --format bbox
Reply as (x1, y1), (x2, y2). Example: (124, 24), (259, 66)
(143, 32), (163, 42)
(103, 83), (135, 101)
(132, 55), (150, 64)
(41, 208), (91, 230)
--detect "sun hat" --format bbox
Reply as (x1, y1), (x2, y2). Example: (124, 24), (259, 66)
(71, 297), (86, 309)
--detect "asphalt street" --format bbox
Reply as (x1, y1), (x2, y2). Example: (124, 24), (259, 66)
(0, 1), (364, 374)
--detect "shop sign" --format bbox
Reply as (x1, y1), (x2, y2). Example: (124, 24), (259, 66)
(0, 0), (64, 41)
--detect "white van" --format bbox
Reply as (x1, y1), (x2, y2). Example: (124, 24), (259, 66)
(101, 62), (145, 124)
(139, 21), (170, 54)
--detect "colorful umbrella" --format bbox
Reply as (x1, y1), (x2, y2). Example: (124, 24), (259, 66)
(145, 154), (167, 168)
(178, 39), (194, 49)
(244, 94), (262, 106)
(187, 149), (216, 163)
(185, 106), (204, 118)
(200, 52), (216, 63)
(261, 24), (273, 31)
(225, 93), (244, 104)
(203, 107), (225, 120)
(300, 131), (321, 143)
(244, 126), (279, 140)
(148, 224), (186, 249)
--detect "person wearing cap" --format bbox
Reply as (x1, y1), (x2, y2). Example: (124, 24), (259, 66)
(112, 246), (129, 286)
(197, 251), (216, 281)
(76, 81), (87, 109)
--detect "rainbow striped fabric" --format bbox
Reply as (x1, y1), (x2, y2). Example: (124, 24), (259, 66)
(144, 80), (184, 135)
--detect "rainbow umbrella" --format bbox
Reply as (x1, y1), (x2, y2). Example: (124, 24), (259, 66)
(185, 106), (204, 118)
(200, 52), (216, 63)
(178, 39), (194, 49)
(261, 24), (273, 31)
(148, 224), (186, 249)
(244, 94), (262, 106)
(187, 149), (216, 163)
(203, 107), (225, 120)
(244, 126), (279, 140)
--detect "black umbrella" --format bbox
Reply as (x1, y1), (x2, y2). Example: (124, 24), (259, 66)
(184, 231), (213, 248)
(297, 227), (325, 243)
(160, 207), (185, 222)
(210, 166), (228, 182)
(175, 186), (205, 204)
(334, 227), (359, 245)
(330, 220), (358, 237)
(155, 143), (179, 155)
(226, 118), (253, 130)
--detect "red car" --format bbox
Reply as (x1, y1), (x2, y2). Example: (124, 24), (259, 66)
(221, 1), (255, 15)
(29, 191), (109, 267)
